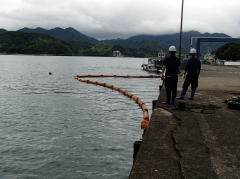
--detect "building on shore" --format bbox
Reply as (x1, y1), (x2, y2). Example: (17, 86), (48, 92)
(113, 50), (122, 57)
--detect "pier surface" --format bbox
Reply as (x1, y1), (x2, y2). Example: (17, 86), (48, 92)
(129, 65), (240, 178)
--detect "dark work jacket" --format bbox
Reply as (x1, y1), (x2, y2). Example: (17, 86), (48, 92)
(163, 54), (181, 76)
(185, 56), (201, 76)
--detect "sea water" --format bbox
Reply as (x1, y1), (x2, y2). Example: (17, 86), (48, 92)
(0, 55), (160, 179)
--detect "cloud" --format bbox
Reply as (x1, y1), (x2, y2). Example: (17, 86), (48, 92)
(0, 0), (240, 39)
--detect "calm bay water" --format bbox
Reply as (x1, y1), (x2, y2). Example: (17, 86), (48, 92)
(0, 55), (160, 179)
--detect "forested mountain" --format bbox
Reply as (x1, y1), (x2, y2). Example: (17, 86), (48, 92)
(0, 31), (76, 55)
(0, 29), (7, 33)
(17, 27), (230, 54)
(0, 27), (233, 57)
(103, 31), (230, 54)
(18, 27), (98, 44)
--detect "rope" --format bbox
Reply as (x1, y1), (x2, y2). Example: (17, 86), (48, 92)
(74, 75), (161, 130)
(75, 75), (161, 78)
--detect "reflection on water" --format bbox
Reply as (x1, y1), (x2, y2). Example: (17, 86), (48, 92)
(0, 55), (160, 179)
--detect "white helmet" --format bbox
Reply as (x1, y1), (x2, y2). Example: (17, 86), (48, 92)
(169, 46), (176, 52)
(190, 48), (197, 54)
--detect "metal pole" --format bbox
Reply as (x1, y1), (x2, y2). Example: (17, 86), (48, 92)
(179, 0), (184, 60)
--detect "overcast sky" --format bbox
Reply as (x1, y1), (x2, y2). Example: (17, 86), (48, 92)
(0, 0), (239, 39)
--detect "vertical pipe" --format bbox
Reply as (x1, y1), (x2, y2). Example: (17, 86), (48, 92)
(179, 0), (184, 61)
(197, 39), (201, 59)
(190, 37), (193, 49)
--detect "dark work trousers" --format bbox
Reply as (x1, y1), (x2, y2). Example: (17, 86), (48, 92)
(183, 74), (199, 90)
(164, 75), (178, 104)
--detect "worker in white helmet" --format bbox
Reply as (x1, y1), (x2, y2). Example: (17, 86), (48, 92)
(178, 48), (201, 100)
(162, 45), (181, 104)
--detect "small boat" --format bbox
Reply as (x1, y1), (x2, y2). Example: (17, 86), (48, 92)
(141, 51), (165, 73)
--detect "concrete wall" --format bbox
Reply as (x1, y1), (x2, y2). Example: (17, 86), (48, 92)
(224, 61), (240, 66)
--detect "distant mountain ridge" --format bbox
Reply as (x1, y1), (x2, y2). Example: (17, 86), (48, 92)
(0, 27), (233, 56)
(103, 30), (231, 53)
(18, 27), (98, 44)
(17, 27), (231, 53)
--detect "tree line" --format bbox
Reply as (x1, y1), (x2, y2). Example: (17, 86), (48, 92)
(1, 31), (239, 60)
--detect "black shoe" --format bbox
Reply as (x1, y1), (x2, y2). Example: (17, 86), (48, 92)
(189, 97), (194, 100)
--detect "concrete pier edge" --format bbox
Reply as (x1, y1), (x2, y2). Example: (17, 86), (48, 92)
(129, 64), (240, 179)
(129, 84), (185, 178)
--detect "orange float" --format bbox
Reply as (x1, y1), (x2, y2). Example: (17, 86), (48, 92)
(119, 88), (126, 94)
(131, 95), (138, 101)
(143, 111), (149, 120)
(124, 91), (133, 98)
(138, 101), (144, 107)
(141, 120), (149, 130)
(115, 87), (121, 92)
(133, 97), (139, 103)
(74, 74), (159, 130)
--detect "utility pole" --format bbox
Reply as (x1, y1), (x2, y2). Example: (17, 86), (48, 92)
(179, 0), (184, 60)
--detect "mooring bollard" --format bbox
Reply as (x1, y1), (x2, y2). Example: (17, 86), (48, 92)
(152, 100), (158, 110)
(133, 140), (142, 162)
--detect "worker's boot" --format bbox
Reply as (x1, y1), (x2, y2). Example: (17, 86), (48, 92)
(163, 88), (171, 104)
(178, 88), (187, 100)
(189, 88), (196, 100)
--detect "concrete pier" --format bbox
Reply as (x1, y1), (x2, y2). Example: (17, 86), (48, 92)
(129, 65), (240, 178)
